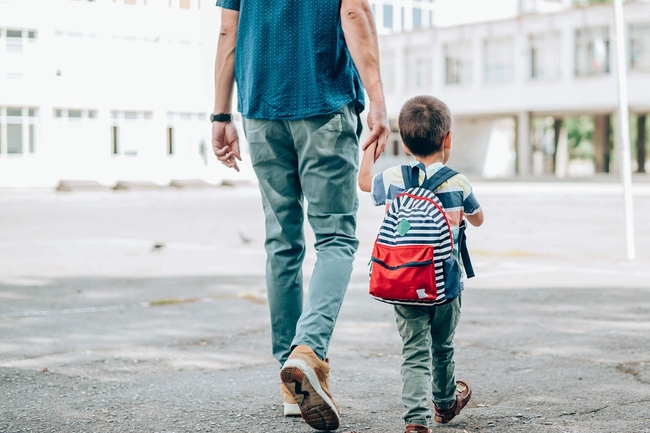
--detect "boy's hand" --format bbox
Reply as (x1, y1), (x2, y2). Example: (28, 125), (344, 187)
(466, 210), (484, 227)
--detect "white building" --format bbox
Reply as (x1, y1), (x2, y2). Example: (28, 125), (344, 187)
(0, 0), (229, 188)
(378, 1), (650, 177)
(2, 0), (649, 188)
(369, 0), (437, 34)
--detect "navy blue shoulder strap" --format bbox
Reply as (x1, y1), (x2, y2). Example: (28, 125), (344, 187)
(401, 163), (426, 189)
(422, 166), (458, 192)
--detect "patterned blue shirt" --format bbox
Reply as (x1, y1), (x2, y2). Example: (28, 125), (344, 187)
(216, 0), (365, 120)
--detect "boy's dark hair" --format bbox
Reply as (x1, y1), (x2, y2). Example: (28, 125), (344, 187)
(398, 95), (452, 157)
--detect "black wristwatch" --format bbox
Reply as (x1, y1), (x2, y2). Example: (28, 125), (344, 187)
(211, 113), (233, 122)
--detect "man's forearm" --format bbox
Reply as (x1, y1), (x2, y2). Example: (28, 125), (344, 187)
(214, 9), (239, 113)
(340, 0), (384, 106)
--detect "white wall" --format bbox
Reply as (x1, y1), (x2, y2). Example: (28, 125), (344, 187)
(0, 0), (236, 188)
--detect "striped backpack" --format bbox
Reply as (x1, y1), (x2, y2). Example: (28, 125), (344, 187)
(369, 165), (474, 306)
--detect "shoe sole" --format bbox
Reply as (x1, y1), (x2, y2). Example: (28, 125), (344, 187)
(280, 359), (340, 430)
(283, 402), (301, 417)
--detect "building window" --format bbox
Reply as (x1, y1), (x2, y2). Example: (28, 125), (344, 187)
(484, 37), (514, 84)
(530, 32), (562, 80)
(575, 27), (610, 77)
(167, 127), (174, 155)
(124, 111), (139, 120)
(413, 8), (422, 30)
(0, 107), (38, 156)
(53, 108), (99, 120)
(383, 4), (393, 30)
(380, 49), (396, 92)
(110, 110), (154, 156)
(163, 0), (196, 9)
(29, 125), (36, 153)
(630, 23), (650, 72)
(69, 109), (83, 119)
(445, 41), (472, 85)
(3, 28), (38, 79)
(406, 49), (430, 89)
(112, 0), (151, 4)
(167, 112), (208, 158)
(7, 125), (22, 154)
(6, 29), (23, 54)
(112, 126), (119, 155)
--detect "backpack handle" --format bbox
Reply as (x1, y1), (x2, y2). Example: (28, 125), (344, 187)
(401, 163), (427, 189)
(401, 163), (459, 191)
(423, 166), (459, 191)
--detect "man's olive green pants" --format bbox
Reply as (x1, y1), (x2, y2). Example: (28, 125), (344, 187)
(243, 102), (360, 365)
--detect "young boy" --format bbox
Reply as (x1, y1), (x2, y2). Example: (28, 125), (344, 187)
(359, 95), (484, 433)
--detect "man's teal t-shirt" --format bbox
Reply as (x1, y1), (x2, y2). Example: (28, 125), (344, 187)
(216, 0), (365, 120)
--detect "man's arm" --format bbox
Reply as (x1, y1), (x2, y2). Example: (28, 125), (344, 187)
(358, 141), (377, 192)
(212, 8), (241, 171)
(340, 0), (389, 162)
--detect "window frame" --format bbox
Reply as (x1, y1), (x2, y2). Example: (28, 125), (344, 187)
(574, 26), (610, 77)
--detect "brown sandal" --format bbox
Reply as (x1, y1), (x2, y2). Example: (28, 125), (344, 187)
(404, 424), (430, 433)
(434, 380), (472, 424)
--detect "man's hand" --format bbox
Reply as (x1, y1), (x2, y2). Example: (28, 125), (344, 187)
(212, 121), (241, 172)
(363, 103), (389, 162)
(340, 0), (389, 163)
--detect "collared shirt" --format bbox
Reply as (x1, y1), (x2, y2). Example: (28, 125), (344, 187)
(216, 0), (365, 120)
(371, 161), (481, 276)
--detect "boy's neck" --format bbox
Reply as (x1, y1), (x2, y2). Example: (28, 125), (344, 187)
(414, 152), (444, 167)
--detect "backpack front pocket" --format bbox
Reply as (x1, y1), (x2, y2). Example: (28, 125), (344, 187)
(369, 243), (438, 302)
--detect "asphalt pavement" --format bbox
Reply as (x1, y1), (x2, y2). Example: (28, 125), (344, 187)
(1, 183), (649, 433)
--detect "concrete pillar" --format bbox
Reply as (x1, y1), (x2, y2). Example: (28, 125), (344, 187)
(516, 112), (532, 176)
(555, 122), (569, 178)
(552, 118), (563, 173)
(593, 114), (612, 173)
(638, 114), (647, 174)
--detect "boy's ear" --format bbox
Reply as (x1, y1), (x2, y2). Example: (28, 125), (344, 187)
(443, 131), (453, 149)
(402, 144), (412, 155)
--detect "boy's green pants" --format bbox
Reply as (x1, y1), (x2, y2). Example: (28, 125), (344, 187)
(242, 102), (360, 365)
(394, 296), (462, 426)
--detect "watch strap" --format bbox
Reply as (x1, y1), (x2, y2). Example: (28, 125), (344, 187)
(211, 113), (233, 122)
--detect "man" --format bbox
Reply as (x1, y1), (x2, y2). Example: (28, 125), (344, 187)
(212, 0), (389, 430)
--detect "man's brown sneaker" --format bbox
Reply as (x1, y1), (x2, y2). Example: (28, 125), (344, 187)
(280, 383), (301, 417)
(280, 345), (340, 431)
(405, 423), (430, 433)
(434, 380), (472, 424)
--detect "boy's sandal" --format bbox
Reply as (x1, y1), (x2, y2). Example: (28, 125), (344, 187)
(434, 380), (472, 424)
(404, 424), (430, 433)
